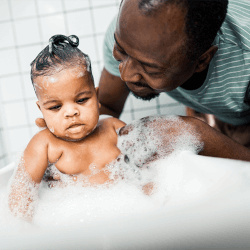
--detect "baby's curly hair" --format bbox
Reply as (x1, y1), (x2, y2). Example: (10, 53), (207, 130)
(30, 34), (93, 85)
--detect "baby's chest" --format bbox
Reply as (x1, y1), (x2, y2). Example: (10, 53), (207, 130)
(53, 138), (120, 175)
(55, 147), (94, 175)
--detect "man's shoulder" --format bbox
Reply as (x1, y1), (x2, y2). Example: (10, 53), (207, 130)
(217, 0), (250, 50)
(103, 15), (121, 77)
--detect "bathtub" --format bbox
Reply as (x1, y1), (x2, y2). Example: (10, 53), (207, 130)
(0, 151), (250, 250)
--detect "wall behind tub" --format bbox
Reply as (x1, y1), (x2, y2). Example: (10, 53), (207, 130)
(0, 0), (185, 168)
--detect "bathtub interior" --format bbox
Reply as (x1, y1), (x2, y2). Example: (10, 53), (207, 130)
(1, 151), (250, 249)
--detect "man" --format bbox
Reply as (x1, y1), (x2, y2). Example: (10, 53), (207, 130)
(98, 0), (250, 160)
(36, 0), (250, 161)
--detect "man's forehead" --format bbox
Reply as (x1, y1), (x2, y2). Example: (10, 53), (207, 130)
(116, 0), (187, 63)
(118, 0), (187, 38)
(120, 0), (186, 14)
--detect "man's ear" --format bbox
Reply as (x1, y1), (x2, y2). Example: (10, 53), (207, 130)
(195, 45), (218, 73)
(36, 101), (41, 111)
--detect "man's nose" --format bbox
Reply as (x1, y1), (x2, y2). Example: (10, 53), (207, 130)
(64, 105), (80, 118)
(119, 57), (142, 82)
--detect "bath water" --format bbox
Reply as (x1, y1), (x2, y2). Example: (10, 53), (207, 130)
(1, 115), (250, 249)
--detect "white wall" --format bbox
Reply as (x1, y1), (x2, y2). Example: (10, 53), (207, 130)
(0, 0), (185, 167)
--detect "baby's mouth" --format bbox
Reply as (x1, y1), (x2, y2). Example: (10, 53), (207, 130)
(67, 124), (84, 133)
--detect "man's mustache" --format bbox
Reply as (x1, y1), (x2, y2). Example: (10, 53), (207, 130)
(127, 81), (153, 90)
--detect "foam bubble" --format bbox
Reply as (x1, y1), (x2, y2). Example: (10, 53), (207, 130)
(46, 76), (57, 83)
(7, 157), (39, 221)
(85, 56), (91, 72)
(1, 115), (205, 229)
(48, 127), (54, 133)
(117, 115), (203, 168)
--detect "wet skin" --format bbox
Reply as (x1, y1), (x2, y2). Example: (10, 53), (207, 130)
(29, 67), (126, 182)
(35, 67), (100, 141)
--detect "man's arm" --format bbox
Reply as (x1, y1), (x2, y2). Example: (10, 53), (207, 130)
(119, 115), (250, 162)
(98, 14), (130, 118)
(98, 68), (130, 118)
(189, 117), (250, 161)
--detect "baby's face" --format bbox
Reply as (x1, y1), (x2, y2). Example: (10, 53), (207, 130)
(35, 66), (100, 141)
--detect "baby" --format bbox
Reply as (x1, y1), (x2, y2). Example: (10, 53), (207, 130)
(8, 34), (126, 220)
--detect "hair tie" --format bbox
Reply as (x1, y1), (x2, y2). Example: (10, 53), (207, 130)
(49, 34), (79, 54)
(68, 35), (79, 47)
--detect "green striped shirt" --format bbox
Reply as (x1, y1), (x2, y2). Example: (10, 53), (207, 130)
(103, 0), (250, 125)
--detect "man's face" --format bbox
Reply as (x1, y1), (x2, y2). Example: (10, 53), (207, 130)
(113, 0), (199, 100)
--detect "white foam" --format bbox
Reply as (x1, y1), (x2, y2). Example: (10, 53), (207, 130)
(2, 115), (205, 228)
(1, 153), (250, 249)
(1, 115), (250, 249)
(117, 115), (203, 167)
(7, 158), (39, 221)
(48, 126), (54, 133)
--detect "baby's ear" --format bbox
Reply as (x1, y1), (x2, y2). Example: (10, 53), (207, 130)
(36, 101), (41, 111)
(35, 101), (47, 128)
(35, 118), (47, 128)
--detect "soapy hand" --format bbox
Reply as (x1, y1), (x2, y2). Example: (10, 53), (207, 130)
(118, 115), (203, 167)
(119, 115), (250, 162)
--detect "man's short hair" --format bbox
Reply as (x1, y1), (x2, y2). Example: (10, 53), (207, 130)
(138, 0), (228, 61)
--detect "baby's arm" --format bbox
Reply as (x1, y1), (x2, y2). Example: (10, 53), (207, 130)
(8, 130), (49, 220)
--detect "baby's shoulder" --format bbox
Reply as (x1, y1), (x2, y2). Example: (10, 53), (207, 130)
(32, 128), (54, 142)
(31, 129), (64, 163)
(28, 128), (59, 149)
(99, 117), (126, 131)
(23, 129), (53, 159)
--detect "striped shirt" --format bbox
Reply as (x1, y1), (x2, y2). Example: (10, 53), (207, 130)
(103, 0), (250, 125)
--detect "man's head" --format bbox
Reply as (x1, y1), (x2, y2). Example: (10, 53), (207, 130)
(113, 0), (228, 100)
(31, 35), (100, 141)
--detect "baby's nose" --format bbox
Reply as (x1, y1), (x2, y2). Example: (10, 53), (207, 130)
(64, 106), (80, 117)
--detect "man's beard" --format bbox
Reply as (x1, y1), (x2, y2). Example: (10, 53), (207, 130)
(125, 81), (160, 101)
(130, 90), (159, 101)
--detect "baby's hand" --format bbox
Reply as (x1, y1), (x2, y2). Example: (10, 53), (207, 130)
(35, 118), (47, 128)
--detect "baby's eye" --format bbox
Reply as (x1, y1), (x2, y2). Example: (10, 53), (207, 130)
(49, 105), (61, 110)
(77, 98), (88, 104)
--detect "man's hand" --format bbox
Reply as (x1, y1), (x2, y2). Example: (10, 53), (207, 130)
(118, 115), (250, 163)
(118, 116), (201, 167)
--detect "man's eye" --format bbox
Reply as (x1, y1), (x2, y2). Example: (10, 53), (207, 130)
(77, 98), (88, 103)
(49, 105), (61, 110)
(144, 69), (165, 77)
(115, 47), (126, 56)
(113, 46), (126, 61)
(147, 72), (164, 76)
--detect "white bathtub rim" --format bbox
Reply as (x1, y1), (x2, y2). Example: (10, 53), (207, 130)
(0, 161), (15, 174)
(0, 162), (15, 188)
